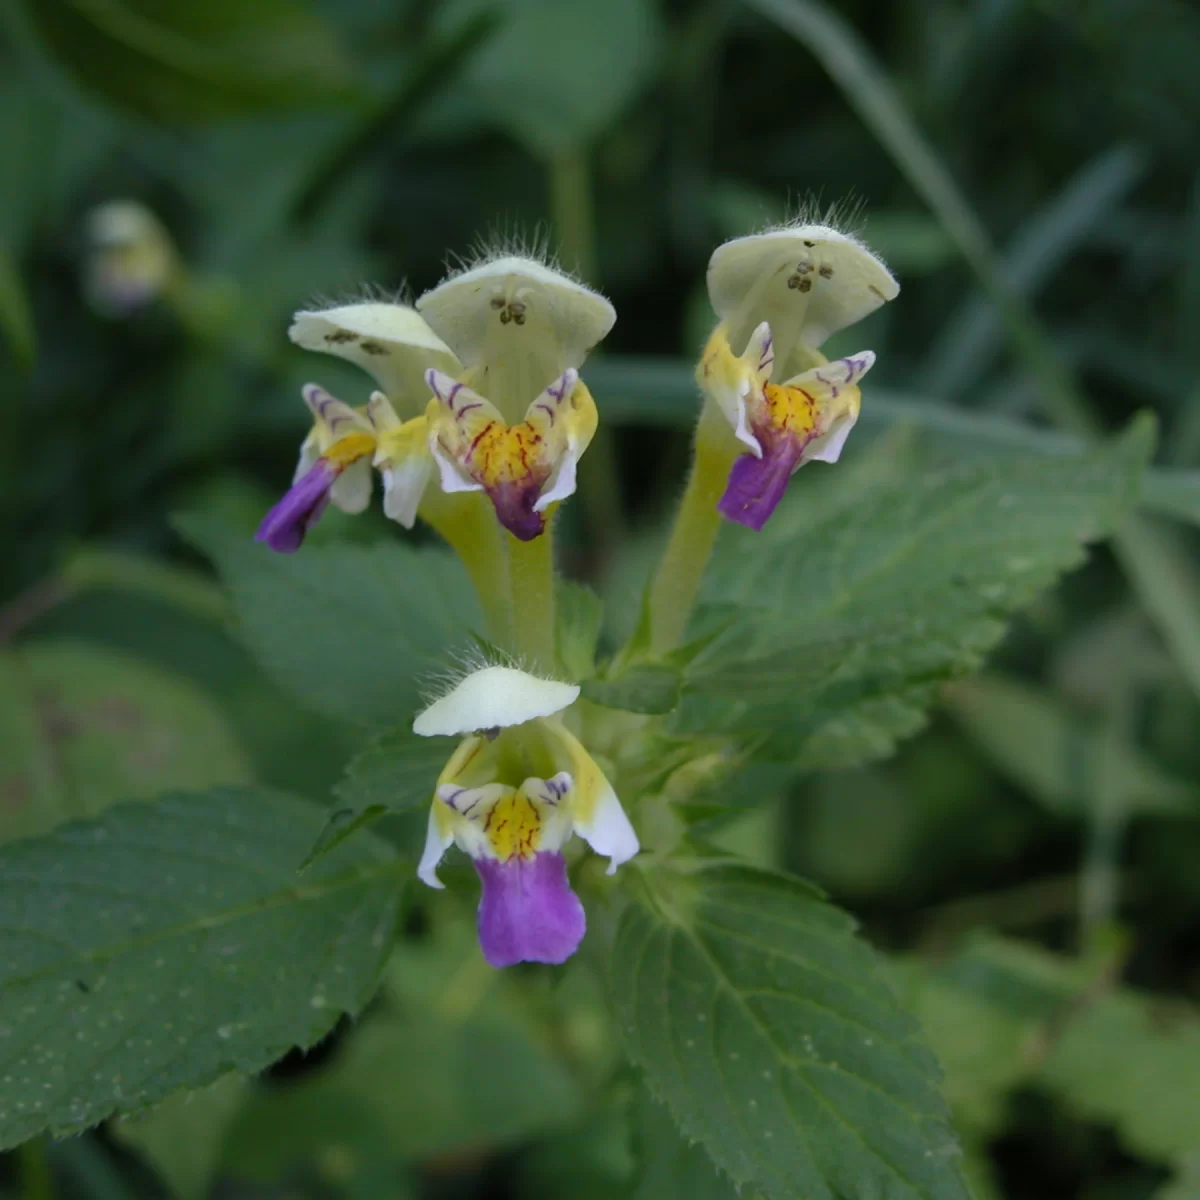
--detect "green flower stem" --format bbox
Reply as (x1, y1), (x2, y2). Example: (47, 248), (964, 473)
(508, 523), (558, 670)
(549, 150), (596, 281)
(17, 1138), (54, 1200)
(420, 490), (512, 647)
(648, 405), (737, 653)
(548, 149), (624, 565)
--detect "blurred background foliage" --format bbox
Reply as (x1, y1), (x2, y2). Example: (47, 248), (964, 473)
(2, 0), (1200, 1196)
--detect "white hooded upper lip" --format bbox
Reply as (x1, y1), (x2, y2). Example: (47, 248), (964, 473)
(413, 666), (580, 738)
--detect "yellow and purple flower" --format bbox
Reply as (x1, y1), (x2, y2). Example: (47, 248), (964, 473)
(256, 386), (376, 552)
(415, 253), (615, 539)
(699, 222), (897, 530)
(414, 665), (638, 967)
(83, 201), (178, 317)
(700, 321), (875, 530)
(257, 302), (460, 550)
(424, 366), (598, 541)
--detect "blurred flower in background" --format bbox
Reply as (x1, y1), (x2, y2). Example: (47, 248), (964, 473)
(82, 200), (178, 317)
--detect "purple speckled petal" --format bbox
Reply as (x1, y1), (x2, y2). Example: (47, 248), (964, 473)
(717, 438), (803, 531)
(486, 479), (548, 542)
(473, 851), (586, 967)
(256, 459), (337, 553)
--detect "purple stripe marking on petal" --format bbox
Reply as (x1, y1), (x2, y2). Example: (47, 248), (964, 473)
(717, 438), (804, 532)
(813, 369), (839, 398)
(474, 851), (586, 967)
(255, 460), (337, 552)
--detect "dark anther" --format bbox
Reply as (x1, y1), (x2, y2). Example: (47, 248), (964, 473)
(787, 276), (800, 289)
(803, 239), (815, 247)
(798, 278), (813, 293)
(499, 310), (512, 324)
(513, 312), (526, 325)
(818, 264), (834, 278)
(489, 297), (506, 309)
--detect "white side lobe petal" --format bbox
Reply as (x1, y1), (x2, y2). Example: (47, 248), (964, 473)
(804, 410), (858, 465)
(429, 438), (483, 494)
(417, 807), (454, 889)
(330, 458), (373, 513)
(546, 722), (639, 872)
(574, 777), (639, 874)
(533, 443), (579, 512)
(293, 429), (321, 483)
(381, 456), (433, 528)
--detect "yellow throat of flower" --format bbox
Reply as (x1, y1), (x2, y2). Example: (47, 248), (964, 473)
(324, 431), (377, 468)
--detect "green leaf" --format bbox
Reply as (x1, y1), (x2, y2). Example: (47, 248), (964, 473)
(945, 673), (1199, 819)
(611, 864), (970, 1200)
(679, 420), (1151, 770)
(430, 0), (661, 154)
(582, 664), (682, 715)
(558, 580), (604, 680)
(586, 355), (1200, 532)
(113, 1074), (248, 1200)
(0, 786), (401, 1149)
(891, 956), (1037, 1138)
(0, 641), (251, 845)
(310, 724), (454, 865)
(20, 0), (363, 123)
(62, 549), (228, 626)
(1037, 987), (1200, 1164)
(901, 937), (1200, 1164)
(224, 925), (583, 1172)
(302, 804), (390, 870)
(743, 0), (1200, 706)
(634, 1088), (743, 1200)
(178, 515), (482, 727)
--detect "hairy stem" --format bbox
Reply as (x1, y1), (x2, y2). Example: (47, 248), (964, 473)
(648, 407), (738, 654)
(420, 491), (512, 647)
(508, 523), (557, 671)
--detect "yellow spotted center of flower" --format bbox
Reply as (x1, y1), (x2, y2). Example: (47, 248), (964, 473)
(483, 790), (542, 862)
(325, 431), (376, 467)
(461, 420), (547, 488)
(760, 382), (820, 440)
